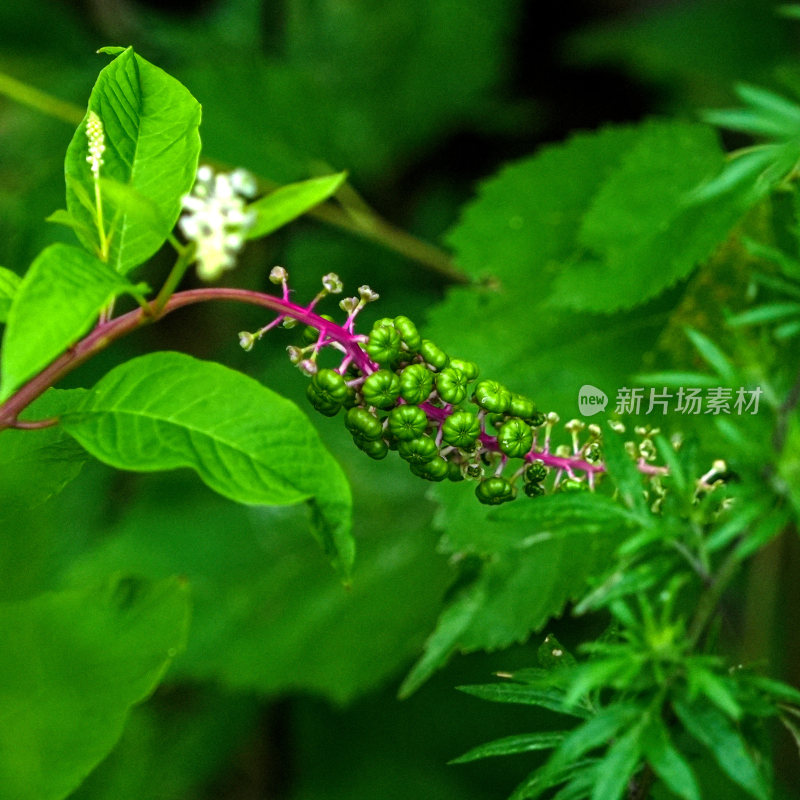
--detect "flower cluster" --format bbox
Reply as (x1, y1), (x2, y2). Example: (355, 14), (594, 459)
(239, 273), (672, 505)
(85, 110), (105, 179)
(179, 166), (257, 281)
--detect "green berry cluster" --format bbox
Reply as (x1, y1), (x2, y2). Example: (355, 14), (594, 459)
(302, 314), (547, 505)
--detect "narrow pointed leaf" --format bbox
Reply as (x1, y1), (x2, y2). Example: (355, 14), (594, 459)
(450, 731), (566, 764)
(641, 718), (701, 800)
(246, 172), (347, 239)
(60, 351), (354, 576)
(684, 327), (735, 383)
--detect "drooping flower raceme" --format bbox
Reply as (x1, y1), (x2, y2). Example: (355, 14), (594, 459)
(179, 166), (257, 281)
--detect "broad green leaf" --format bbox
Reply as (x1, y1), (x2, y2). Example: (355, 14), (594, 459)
(447, 125), (641, 281)
(60, 351), (354, 576)
(0, 266), (20, 322)
(45, 209), (97, 241)
(0, 574), (189, 800)
(0, 389), (88, 512)
(488, 492), (644, 535)
(64, 47), (201, 273)
(450, 732), (566, 764)
(551, 121), (751, 312)
(64, 471), (450, 704)
(673, 696), (769, 800)
(640, 719), (701, 800)
(246, 172), (347, 239)
(0, 243), (147, 401)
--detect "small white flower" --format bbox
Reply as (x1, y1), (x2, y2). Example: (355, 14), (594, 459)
(85, 110), (105, 179)
(178, 166), (257, 281)
(358, 285), (379, 303)
(339, 296), (359, 313)
(322, 272), (343, 293)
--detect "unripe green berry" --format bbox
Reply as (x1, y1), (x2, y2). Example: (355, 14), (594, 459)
(398, 435), (438, 465)
(441, 410), (481, 448)
(311, 368), (349, 404)
(475, 477), (516, 505)
(435, 366), (469, 405)
(388, 404), (429, 441)
(524, 481), (545, 497)
(393, 315), (421, 352)
(345, 407), (383, 440)
(306, 383), (341, 417)
(449, 358), (479, 381)
(560, 478), (588, 492)
(410, 455), (449, 481)
(355, 436), (389, 460)
(362, 369), (401, 409)
(399, 363), (434, 404)
(524, 460), (548, 483)
(366, 325), (402, 366)
(497, 418), (533, 458)
(419, 339), (448, 370)
(509, 392), (536, 421)
(473, 380), (512, 414)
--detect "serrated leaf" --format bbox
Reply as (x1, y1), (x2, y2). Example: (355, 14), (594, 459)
(0, 266), (20, 323)
(449, 731), (566, 764)
(0, 574), (189, 800)
(64, 47), (201, 273)
(246, 172), (347, 239)
(551, 121), (752, 312)
(0, 244), (147, 401)
(60, 351), (354, 576)
(673, 696), (769, 800)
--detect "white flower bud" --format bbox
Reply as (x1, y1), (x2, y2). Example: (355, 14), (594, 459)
(322, 272), (343, 293)
(269, 266), (288, 284)
(358, 285), (379, 303)
(339, 296), (359, 313)
(238, 331), (255, 351)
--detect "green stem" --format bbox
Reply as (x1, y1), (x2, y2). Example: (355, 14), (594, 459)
(0, 70), (84, 125)
(149, 241), (196, 315)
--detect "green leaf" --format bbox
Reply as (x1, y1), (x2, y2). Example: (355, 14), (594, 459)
(246, 172), (347, 239)
(0, 389), (89, 513)
(551, 121), (750, 312)
(0, 243), (147, 401)
(488, 492), (644, 535)
(449, 731), (566, 764)
(60, 351), (354, 576)
(640, 718), (701, 800)
(684, 327), (736, 383)
(590, 727), (643, 800)
(456, 683), (592, 719)
(0, 574), (189, 800)
(64, 47), (201, 273)
(727, 302), (800, 327)
(45, 208), (97, 241)
(673, 696), (769, 800)
(64, 471), (450, 704)
(0, 266), (20, 323)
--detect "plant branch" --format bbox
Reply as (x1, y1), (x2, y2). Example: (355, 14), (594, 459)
(0, 70), (468, 285)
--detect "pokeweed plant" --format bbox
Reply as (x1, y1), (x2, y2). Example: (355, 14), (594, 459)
(1, 42), (800, 800)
